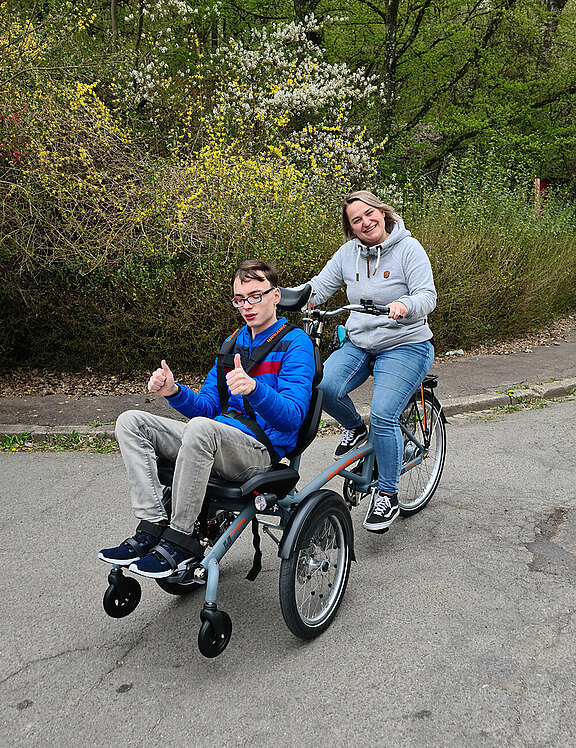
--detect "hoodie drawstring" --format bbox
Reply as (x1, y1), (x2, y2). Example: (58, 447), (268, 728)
(373, 245), (381, 276)
(356, 243), (382, 280)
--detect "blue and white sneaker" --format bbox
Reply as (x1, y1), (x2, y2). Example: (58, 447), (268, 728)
(129, 539), (198, 579)
(99, 530), (157, 566)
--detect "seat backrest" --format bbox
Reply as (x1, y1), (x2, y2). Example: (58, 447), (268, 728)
(285, 344), (324, 461)
(286, 388), (324, 461)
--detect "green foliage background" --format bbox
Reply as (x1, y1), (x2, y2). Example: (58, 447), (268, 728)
(1, 1), (575, 373)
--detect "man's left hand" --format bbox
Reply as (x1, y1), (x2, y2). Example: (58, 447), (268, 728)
(226, 353), (257, 396)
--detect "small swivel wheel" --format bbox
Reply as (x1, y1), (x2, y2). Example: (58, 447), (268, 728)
(198, 605), (232, 658)
(103, 569), (142, 618)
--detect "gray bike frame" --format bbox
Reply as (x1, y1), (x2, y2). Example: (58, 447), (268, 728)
(195, 300), (428, 604)
(197, 419), (425, 603)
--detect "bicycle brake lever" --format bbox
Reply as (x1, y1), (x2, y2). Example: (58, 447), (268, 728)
(359, 298), (390, 315)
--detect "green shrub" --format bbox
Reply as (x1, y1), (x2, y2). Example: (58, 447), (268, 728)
(3, 83), (576, 373)
(1, 78), (341, 371)
(403, 156), (576, 351)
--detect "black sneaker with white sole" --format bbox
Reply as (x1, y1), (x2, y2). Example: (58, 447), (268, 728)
(334, 423), (368, 458)
(363, 491), (399, 532)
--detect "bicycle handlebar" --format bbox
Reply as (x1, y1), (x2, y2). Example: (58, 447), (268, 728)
(278, 286), (390, 317)
(315, 302), (390, 318)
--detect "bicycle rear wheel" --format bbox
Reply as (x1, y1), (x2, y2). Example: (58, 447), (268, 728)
(398, 390), (446, 515)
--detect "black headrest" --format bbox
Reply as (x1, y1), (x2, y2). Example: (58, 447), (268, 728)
(278, 284), (312, 312)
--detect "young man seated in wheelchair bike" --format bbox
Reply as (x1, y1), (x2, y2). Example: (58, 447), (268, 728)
(99, 260), (316, 579)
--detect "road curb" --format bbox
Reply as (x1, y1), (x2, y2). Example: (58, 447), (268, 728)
(2, 377), (575, 439)
(328, 376), (576, 426)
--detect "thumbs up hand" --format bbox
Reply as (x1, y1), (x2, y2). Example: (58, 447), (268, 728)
(226, 353), (257, 396)
(148, 359), (179, 397)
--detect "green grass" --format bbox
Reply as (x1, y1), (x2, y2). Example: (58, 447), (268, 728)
(0, 431), (119, 453)
(465, 397), (555, 421)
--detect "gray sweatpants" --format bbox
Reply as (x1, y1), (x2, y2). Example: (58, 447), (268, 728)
(115, 411), (273, 535)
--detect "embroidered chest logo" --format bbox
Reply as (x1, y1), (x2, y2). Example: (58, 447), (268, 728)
(383, 271), (390, 279)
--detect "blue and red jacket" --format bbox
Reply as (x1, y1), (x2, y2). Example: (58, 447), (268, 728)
(166, 317), (315, 459)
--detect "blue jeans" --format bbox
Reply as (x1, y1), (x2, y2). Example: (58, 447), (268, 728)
(320, 339), (434, 494)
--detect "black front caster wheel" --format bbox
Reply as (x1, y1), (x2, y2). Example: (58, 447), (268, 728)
(103, 577), (142, 618)
(198, 610), (232, 658)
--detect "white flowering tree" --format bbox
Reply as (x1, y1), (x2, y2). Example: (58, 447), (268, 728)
(191, 17), (385, 186)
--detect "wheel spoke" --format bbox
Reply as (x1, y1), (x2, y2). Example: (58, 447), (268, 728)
(292, 516), (346, 624)
(398, 394), (446, 513)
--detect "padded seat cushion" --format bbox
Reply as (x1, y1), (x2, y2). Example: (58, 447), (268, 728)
(158, 457), (300, 501)
(206, 464), (300, 501)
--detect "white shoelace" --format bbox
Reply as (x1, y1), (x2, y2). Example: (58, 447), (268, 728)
(340, 426), (365, 446)
(340, 428), (357, 445)
(372, 493), (393, 517)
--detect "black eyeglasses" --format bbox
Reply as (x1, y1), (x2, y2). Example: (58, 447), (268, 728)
(231, 287), (276, 308)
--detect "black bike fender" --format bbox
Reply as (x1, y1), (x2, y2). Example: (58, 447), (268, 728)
(431, 394), (447, 424)
(419, 389), (447, 424)
(278, 490), (355, 561)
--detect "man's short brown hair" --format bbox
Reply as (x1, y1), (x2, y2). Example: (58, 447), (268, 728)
(232, 260), (279, 287)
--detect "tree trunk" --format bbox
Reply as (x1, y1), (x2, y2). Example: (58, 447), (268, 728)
(382, 0), (400, 137)
(110, 0), (118, 47)
(135, 0), (144, 53)
(293, 0), (323, 45)
(541, 0), (569, 59)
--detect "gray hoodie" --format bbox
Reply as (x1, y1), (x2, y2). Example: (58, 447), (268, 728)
(309, 218), (436, 353)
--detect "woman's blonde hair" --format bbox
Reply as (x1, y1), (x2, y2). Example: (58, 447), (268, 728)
(341, 190), (398, 240)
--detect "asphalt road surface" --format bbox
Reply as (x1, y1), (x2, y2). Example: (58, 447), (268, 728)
(2, 399), (576, 747)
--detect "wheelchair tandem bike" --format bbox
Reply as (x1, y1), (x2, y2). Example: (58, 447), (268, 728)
(101, 286), (447, 658)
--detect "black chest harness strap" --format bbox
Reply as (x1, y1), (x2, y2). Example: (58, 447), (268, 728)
(216, 322), (296, 465)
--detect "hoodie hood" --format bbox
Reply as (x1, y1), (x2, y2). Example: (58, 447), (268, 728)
(354, 219), (412, 281)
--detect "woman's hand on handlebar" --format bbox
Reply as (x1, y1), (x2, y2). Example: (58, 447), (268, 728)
(387, 301), (408, 320)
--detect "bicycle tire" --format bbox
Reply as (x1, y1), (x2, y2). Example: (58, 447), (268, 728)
(398, 391), (446, 515)
(279, 491), (352, 639)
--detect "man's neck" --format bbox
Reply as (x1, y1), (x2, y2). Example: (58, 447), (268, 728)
(250, 316), (280, 339)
